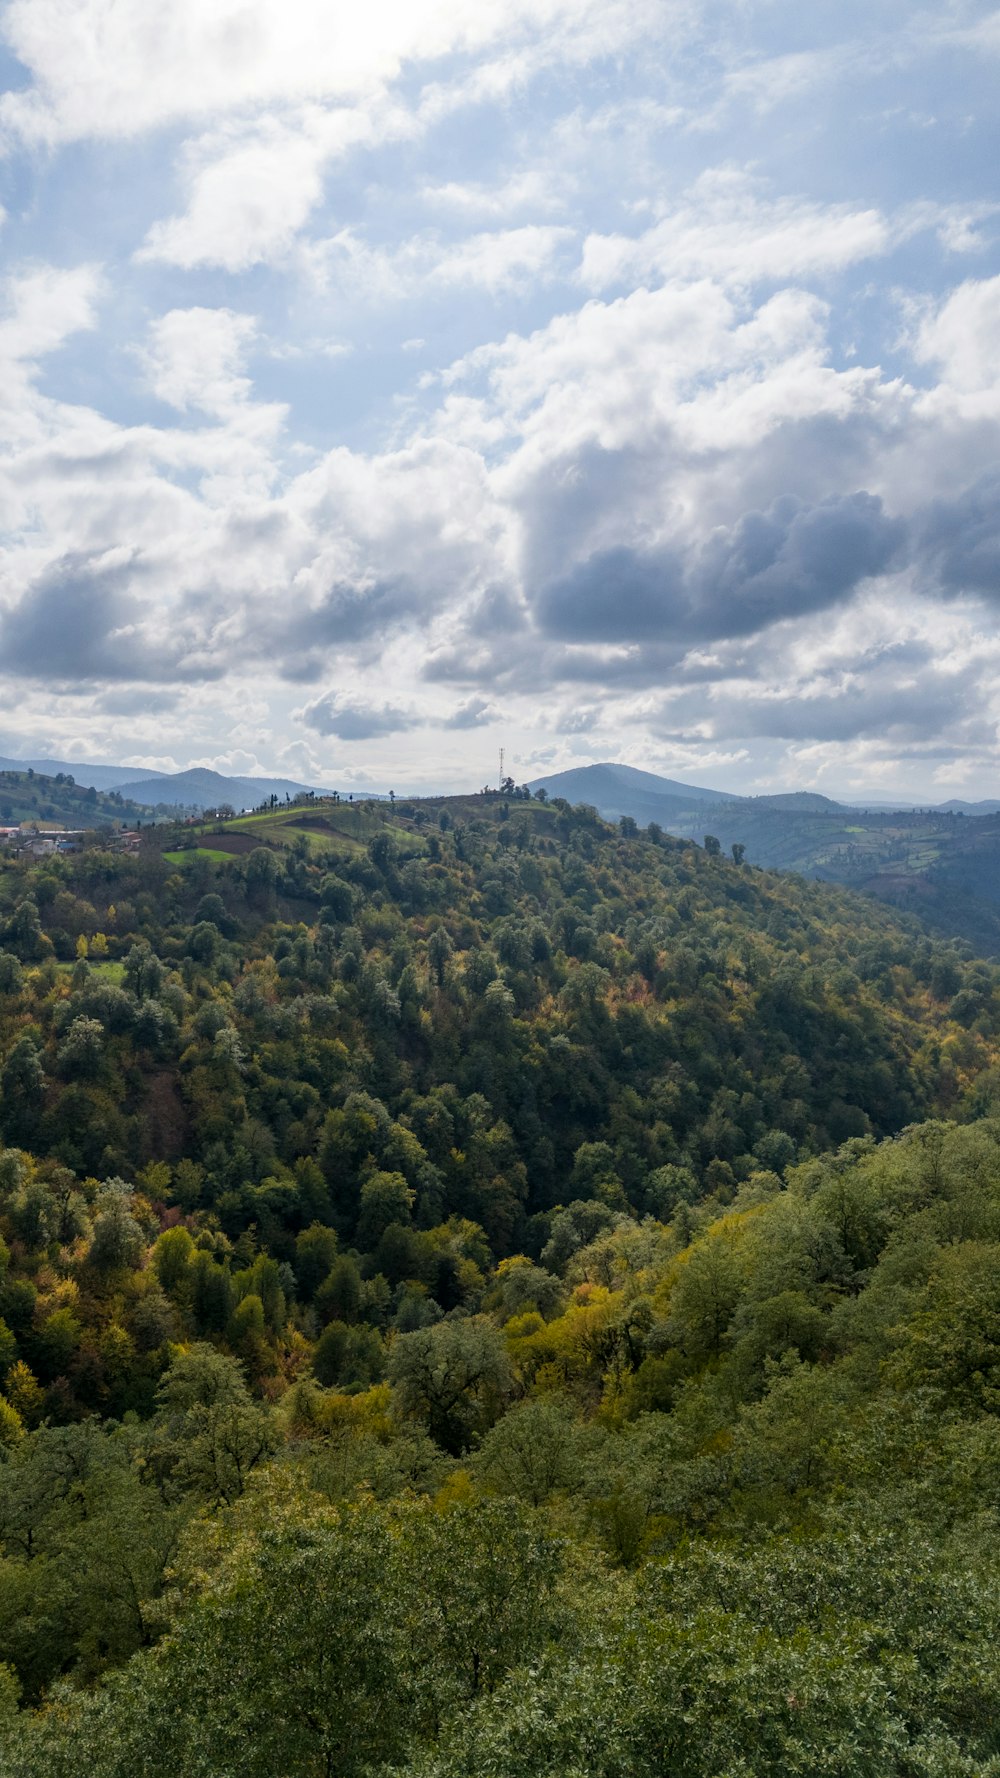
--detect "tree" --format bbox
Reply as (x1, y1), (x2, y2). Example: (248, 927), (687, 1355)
(152, 1226), (195, 1296)
(88, 1181), (144, 1274)
(56, 1016), (105, 1080)
(667, 1230), (743, 1360)
(8, 901), (45, 961)
(475, 1396), (587, 1506)
(294, 1223), (338, 1299)
(316, 1254), (362, 1324)
(389, 1316), (512, 1454)
(7, 1183), (57, 1252)
(428, 926), (454, 987)
(150, 1345), (276, 1505)
(0, 954), (24, 996)
(356, 1170), (414, 1248)
(245, 847), (280, 907)
(0, 1040), (45, 1145)
(888, 1240), (1000, 1413)
(399, 1499), (564, 1716)
(5, 1492), (413, 1778)
(123, 943), (164, 1003)
(307, 1319), (382, 1389)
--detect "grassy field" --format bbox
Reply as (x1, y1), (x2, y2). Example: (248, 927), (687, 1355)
(55, 959), (125, 983)
(150, 793), (571, 882)
(160, 795), (461, 862)
(162, 848), (235, 866)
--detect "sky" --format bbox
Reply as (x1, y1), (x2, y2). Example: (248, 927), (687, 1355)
(0, 2), (999, 798)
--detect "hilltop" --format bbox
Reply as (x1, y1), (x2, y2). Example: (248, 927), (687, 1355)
(527, 761), (735, 818)
(0, 755), (169, 793)
(2, 785), (995, 1188)
(0, 767), (157, 830)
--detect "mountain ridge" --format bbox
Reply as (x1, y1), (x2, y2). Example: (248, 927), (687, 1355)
(0, 756), (326, 809)
(0, 755), (169, 793)
(526, 761), (995, 818)
(113, 767), (329, 809)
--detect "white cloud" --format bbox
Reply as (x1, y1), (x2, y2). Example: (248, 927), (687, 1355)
(916, 274), (1000, 394)
(136, 100), (416, 272)
(138, 120), (333, 272)
(939, 9), (1000, 56)
(436, 279), (858, 531)
(421, 171), (563, 218)
(721, 48), (847, 113)
(0, 0), (672, 273)
(308, 223), (575, 303)
(140, 308), (258, 414)
(189, 748), (266, 774)
(0, 264), (102, 363)
(431, 225), (575, 291)
(0, 0), (664, 146)
(578, 170), (889, 293)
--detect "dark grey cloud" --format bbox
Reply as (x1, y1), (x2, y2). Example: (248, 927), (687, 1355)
(515, 438), (678, 590)
(650, 657), (992, 747)
(301, 690), (500, 739)
(536, 545), (685, 643)
(918, 469), (1000, 598)
(1, 552), (141, 680)
(94, 687), (182, 715)
(442, 697), (497, 729)
(557, 704), (600, 733)
(0, 551), (227, 686)
(276, 576), (430, 682)
(534, 491), (905, 647)
(300, 692), (418, 740)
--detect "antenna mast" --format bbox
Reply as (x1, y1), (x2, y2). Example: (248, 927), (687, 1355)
(498, 747), (505, 791)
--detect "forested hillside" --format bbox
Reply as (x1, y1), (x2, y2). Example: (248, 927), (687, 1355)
(0, 769), (155, 831)
(2, 797), (1000, 1772)
(532, 765), (1000, 956)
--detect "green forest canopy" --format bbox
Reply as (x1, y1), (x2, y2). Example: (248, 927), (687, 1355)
(2, 797), (1000, 1772)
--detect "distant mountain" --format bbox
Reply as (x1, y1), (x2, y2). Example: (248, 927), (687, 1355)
(594, 762), (737, 804)
(113, 767), (325, 810)
(0, 756), (331, 808)
(0, 755), (168, 793)
(527, 762), (737, 820)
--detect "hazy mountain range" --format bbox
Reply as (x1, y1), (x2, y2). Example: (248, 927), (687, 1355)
(0, 757), (325, 809)
(527, 762), (1000, 820)
(3, 751), (999, 824)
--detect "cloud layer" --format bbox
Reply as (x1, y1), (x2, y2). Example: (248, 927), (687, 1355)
(0, 0), (998, 797)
